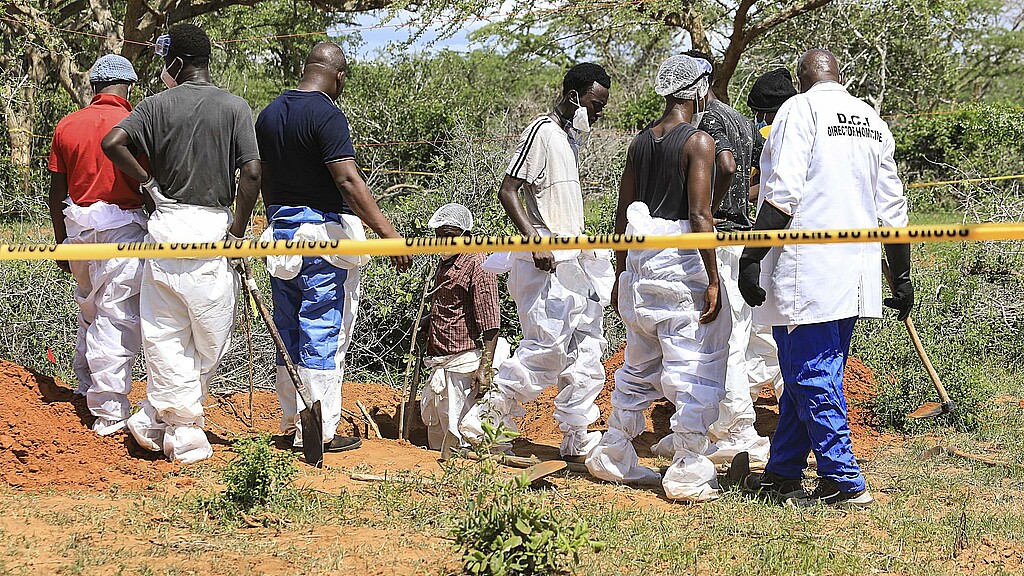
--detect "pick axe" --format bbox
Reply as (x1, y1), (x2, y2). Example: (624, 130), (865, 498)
(234, 260), (325, 467)
(882, 260), (956, 419)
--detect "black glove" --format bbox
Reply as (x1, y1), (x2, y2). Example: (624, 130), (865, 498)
(738, 201), (792, 307)
(738, 257), (766, 307)
(883, 243), (913, 321)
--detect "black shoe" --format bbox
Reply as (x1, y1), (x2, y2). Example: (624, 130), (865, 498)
(324, 435), (362, 453)
(785, 477), (874, 509)
(742, 471), (806, 501)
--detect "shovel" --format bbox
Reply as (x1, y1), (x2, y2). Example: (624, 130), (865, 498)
(882, 260), (956, 419)
(233, 260), (324, 467)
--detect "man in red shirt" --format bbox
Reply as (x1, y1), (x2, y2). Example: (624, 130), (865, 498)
(48, 54), (148, 436)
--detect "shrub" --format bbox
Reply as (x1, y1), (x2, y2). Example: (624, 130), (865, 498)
(451, 422), (603, 576)
(222, 435), (298, 510)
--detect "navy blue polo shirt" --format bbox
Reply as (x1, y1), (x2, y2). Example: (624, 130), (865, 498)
(255, 90), (356, 215)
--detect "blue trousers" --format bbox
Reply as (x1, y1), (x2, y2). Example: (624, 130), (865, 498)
(765, 317), (865, 493)
(271, 256), (348, 370)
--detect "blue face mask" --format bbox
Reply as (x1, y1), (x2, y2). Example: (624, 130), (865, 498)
(754, 112), (769, 131)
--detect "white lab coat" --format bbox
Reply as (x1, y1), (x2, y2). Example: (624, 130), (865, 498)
(755, 82), (908, 327)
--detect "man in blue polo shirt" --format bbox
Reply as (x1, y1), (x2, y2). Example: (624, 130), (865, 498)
(256, 42), (410, 452)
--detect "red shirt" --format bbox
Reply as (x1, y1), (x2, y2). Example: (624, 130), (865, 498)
(48, 93), (145, 209)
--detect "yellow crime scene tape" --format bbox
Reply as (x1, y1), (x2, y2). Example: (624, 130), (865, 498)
(2, 222), (1023, 261)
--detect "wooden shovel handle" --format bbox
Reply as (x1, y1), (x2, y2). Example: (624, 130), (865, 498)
(882, 260), (952, 405)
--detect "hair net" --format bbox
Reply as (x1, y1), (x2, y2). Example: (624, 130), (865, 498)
(655, 55), (712, 101)
(89, 55), (138, 84)
(428, 203), (473, 232)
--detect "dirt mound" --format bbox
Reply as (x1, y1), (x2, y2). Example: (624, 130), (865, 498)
(203, 381), (408, 441)
(0, 360), (170, 489)
(517, 347), (888, 458)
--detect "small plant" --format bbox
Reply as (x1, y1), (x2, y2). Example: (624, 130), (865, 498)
(222, 435), (297, 510)
(451, 421), (603, 575)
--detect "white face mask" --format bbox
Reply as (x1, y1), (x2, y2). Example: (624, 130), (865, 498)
(160, 58), (181, 89)
(570, 92), (592, 133)
(692, 96), (707, 127)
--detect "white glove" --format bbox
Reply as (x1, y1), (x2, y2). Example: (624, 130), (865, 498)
(141, 176), (162, 198)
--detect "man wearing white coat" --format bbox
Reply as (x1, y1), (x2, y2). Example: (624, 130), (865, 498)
(460, 63), (615, 459)
(586, 55), (730, 502)
(738, 49), (913, 508)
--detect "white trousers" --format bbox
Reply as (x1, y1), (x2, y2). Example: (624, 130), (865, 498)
(68, 222), (146, 432)
(274, 267), (361, 446)
(586, 245), (730, 501)
(748, 321), (784, 399)
(421, 350), (482, 450)
(132, 256), (236, 462)
(706, 245), (771, 464)
(461, 257), (606, 456)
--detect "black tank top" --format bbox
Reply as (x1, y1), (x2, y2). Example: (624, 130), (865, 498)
(628, 121), (697, 221)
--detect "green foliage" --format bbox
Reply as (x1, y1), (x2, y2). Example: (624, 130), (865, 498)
(893, 103), (1024, 180)
(344, 50), (559, 170)
(607, 88), (660, 131)
(452, 422), (603, 576)
(221, 435), (298, 510)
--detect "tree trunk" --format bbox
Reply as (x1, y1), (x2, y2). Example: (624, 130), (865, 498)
(1, 50), (46, 197)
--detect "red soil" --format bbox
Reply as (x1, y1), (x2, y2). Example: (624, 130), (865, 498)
(0, 360), (171, 489)
(0, 342), (887, 490)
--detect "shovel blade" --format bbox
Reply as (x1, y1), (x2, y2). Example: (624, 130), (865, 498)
(908, 401), (953, 419)
(524, 460), (568, 485)
(299, 400), (324, 468)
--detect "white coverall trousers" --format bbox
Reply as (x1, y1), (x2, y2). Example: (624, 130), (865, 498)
(421, 350), (482, 450)
(65, 201), (147, 435)
(461, 254), (608, 457)
(706, 244), (771, 463)
(127, 195), (236, 464)
(421, 340), (511, 450)
(586, 210), (729, 501)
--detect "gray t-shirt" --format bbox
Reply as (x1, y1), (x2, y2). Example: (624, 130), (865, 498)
(117, 81), (260, 208)
(699, 99), (763, 231)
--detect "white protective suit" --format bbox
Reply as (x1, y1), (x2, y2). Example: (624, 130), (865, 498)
(586, 203), (730, 501)
(420, 338), (510, 450)
(127, 187), (237, 463)
(261, 211), (368, 447)
(460, 243), (614, 457)
(64, 200), (147, 435)
(705, 244), (771, 464)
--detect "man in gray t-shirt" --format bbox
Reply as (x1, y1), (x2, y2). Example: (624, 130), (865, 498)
(116, 82), (259, 208)
(102, 23), (261, 465)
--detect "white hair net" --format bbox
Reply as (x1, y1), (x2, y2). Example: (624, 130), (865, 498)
(428, 202), (473, 232)
(655, 55), (712, 101)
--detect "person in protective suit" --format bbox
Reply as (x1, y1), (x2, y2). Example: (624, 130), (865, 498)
(585, 55), (730, 502)
(460, 63), (615, 460)
(419, 203), (505, 450)
(255, 42), (410, 453)
(49, 54), (147, 436)
(102, 23), (262, 463)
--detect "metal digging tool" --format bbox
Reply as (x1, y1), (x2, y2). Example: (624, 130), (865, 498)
(234, 260), (325, 467)
(882, 260), (956, 419)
